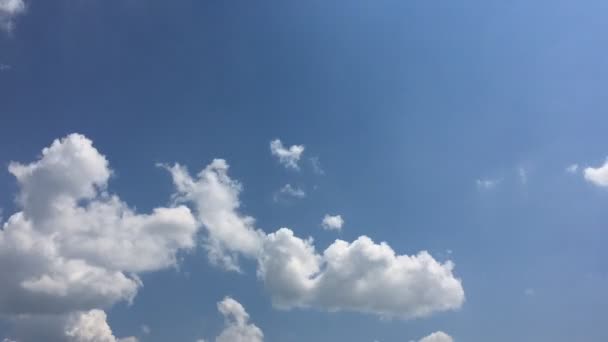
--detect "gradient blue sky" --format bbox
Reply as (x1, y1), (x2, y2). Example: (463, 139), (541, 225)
(1, 1), (608, 341)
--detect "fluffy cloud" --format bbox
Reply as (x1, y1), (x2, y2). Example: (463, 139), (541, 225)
(65, 309), (137, 342)
(163, 160), (264, 272)
(0, 134), (198, 335)
(0, 0), (25, 32)
(321, 214), (343, 231)
(170, 159), (465, 319)
(584, 159), (608, 187)
(258, 229), (464, 318)
(215, 297), (263, 342)
(269, 139), (304, 170)
(417, 331), (453, 342)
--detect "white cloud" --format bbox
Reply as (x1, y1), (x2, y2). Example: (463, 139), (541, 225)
(275, 184), (306, 201)
(321, 214), (343, 231)
(584, 159), (608, 187)
(269, 139), (304, 170)
(524, 288), (535, 296)
(258, 229), (464, 319)
(566, 164), (579, 174)
(475, 178), (499, 190)
(0, 134), (199, 329)
(65, 309), (137, 342)
(418, 331), (453, 342)
(215, 297), (263, 342)
(0, 0), (25, 32)
(170, 160), (465, 319)
(163, 160), (264, 272)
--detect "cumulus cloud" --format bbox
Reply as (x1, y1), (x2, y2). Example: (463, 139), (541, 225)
(215, 297), (263, 342)
(0, 134), (199, 336)
(65, 309), (137, 342)
(162, 160), (264, 272)
(417, 331), (453, 342)
(321, 214), (343, 231)
(269, 139), (304, 170)
(584, 159), (608, 187)
(0, 0), (25, 32)
(170, 160), (465, 319)
(258, 229), (464, 318)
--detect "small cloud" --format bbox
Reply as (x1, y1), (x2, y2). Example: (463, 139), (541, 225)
(270, 139), (304, 170)
(518, 167), (527, 185)
(476, 178), (500, 190)
(321, 214), (344, 231)
(141, 324), (151, 334)
(0, 63), (10, 71)
(524, 288), (535, 296)
(274, 184), (306, 202)
(566, 164), (579, 174)
(309, 156), (325, 175)
(446, 249), (453, 255)
(417, 331), (454, 342)
(584, 159), (608, 187)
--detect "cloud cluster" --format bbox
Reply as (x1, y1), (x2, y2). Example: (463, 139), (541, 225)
(0, 134), (199, 338)
(269, 139), (304, 170)
(321, 214), (343, 231)
(169, 160), (465, 319)
(0, 0), (25, 32)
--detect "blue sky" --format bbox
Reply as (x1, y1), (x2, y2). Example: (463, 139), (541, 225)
(1, 1), (608, 341)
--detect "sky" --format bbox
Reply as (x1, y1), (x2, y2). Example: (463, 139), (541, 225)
(1, 0), (608, 341)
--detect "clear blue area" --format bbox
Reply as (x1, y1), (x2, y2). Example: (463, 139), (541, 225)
(1, 0), (608, 341)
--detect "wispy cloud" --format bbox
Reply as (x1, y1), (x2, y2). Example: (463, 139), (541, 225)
(476, 178), (500, 190)
(566, 164), (579, 174)
(274, 184), (306, 202)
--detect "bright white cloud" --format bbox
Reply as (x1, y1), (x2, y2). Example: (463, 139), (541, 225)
(215, 297), (263, 342)
(475, 178), (499, 190)
(321, 214), (343, 231)
(0, 0), (25, 32)
(584, 159), (608, 187)
(258, 229), (464, 319)
(171, 160), (465, 319)
(269, 139), (304, 170)
(566, 164), (579, 174)
(418, 331), (453, 342)
(65, 309), (137, 342)
(0, 134), (199, 321)
(163, 160), (264, 272)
